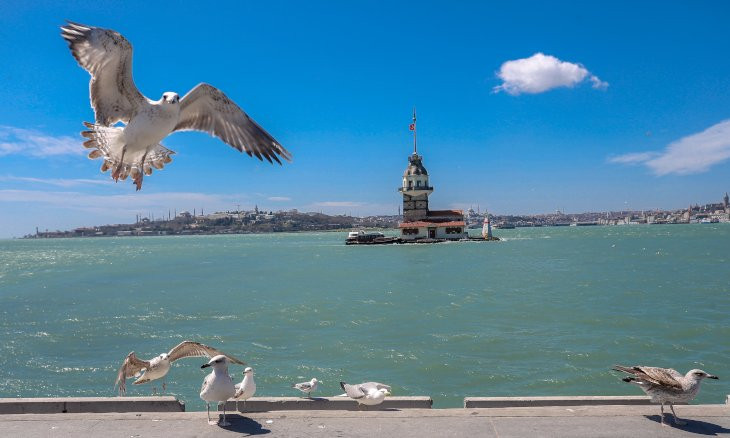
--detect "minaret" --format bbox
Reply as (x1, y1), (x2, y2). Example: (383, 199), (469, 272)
(724, 192), (729, 212)
(398, 108), (433, 221)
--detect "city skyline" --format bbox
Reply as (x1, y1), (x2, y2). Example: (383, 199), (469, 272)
(2, 1), (730, 238)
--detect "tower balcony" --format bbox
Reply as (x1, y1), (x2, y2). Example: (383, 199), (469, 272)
(399, 186), (434, 196)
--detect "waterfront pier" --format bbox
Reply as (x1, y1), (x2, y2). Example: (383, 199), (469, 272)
(1, 396), (728, 437)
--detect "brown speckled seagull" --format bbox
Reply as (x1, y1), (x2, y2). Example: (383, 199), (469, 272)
(60, 21), (291, 190)
(613, 365), (718, 426)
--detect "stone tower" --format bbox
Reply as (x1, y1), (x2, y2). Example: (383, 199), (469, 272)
(398, 108), (433, 221)
(399, 152), (433, 221)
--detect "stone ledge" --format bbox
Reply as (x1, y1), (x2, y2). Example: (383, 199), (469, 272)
(464, 396), (656, 408)
(0, 397), (185, 414)
(221, 396), (433, 411)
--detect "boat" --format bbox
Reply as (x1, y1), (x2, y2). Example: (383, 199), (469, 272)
(345, 230), (401, 245)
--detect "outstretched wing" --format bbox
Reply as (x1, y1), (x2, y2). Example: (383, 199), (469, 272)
(173, 83), (291, 164)
(115, 352), (150, 394)
(60, 21), (146, 125)
(167, 340), (246, 365)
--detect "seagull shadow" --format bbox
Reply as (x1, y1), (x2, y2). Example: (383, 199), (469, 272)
(645, 415), (730, 436)
(217, 415), (270, 435)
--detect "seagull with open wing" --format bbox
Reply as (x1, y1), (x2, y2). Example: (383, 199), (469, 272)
(60, 21), (291, 190)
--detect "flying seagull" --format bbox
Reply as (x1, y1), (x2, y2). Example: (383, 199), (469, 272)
(613, 365), (718, 426)
(200, 355), (238, 426)
(233, 367), (256, 411)
(115, 341), (245, 395)
(340, 381), (391, 407)
(60, 21), (291, 190)
(292, 377), (319, 398)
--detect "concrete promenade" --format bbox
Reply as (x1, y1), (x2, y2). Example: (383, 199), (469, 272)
(1, 397), (728, 437)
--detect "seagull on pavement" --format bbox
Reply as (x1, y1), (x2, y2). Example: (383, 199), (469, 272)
(233, 367), (256, 412)
(115, 341), (245, 395)
(292, 377), (319, 398)
(340, 381), (391, 407)
(60, 21), (291, 190)
(200, 355), (240, 426)
(613, 365), (718, 426)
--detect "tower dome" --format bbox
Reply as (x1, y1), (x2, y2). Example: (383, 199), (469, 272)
(403, 153), (429, 177)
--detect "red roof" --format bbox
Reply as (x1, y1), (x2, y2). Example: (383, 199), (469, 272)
(427, 209), (464, 217)
(399, 221), (466, 228)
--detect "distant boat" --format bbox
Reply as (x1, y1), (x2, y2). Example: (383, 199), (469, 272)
(346, 230), (400, 245)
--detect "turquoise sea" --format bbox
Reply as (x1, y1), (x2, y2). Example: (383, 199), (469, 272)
(0, 225), (728, 409)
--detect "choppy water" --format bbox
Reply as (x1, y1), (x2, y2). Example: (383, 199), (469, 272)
(0, 225), (728, 409)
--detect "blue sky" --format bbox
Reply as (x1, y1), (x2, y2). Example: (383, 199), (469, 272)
(1, 1), (729, 237)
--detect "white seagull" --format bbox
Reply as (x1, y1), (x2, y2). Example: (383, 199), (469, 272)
(115, 341), (245, 395)
(340, 381), (391, 407)
(200, 355), (239, 426)
(292, 377), (319, 398)
(60, 21), (291, 190)
(233, 367), (257, 411)
(613, 365), (718, 426)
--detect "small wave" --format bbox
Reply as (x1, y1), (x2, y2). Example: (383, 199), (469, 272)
(251, 342), (272, 350)
(211, 315), (237, 320)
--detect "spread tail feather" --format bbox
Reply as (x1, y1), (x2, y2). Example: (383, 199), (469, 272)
(81, 122), (175, 190)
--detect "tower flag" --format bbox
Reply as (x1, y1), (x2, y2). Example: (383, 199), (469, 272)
(410, 107), (417, 153)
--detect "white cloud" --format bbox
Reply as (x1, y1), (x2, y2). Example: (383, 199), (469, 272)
(0, 126), (81, 157)
(606, 152), (659, 165)
(493, 53), (608, 95)
(0, 189), (242, 215)
(313, 201), (364, 207)
(609, 120), (730, 175)
(267, 196), (291, 202)
(0, 175), (112, 187)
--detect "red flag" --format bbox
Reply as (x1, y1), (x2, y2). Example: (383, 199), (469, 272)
(409, 123), (415, 131)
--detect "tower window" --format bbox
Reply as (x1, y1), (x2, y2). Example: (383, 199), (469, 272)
(416, 180), (421, 187)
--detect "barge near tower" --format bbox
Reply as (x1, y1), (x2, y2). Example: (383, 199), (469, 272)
(398, 109), (467, 242)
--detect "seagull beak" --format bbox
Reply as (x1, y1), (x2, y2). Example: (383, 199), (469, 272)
(708, 374), (719, 379)
(201, 363), (211, 369)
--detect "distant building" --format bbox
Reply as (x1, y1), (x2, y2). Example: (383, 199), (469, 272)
(397, 110), (466, 241)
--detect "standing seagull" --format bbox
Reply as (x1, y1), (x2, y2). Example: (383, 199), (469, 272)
(613, 365), (718, 426)
(233, 367), (256, 412)
(200, 355), (238, 426)
(292, 377), (319, 398)
(115, 341), (245, 395)
(60, 21), (291, 190)
(340, 381), (391, 407)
